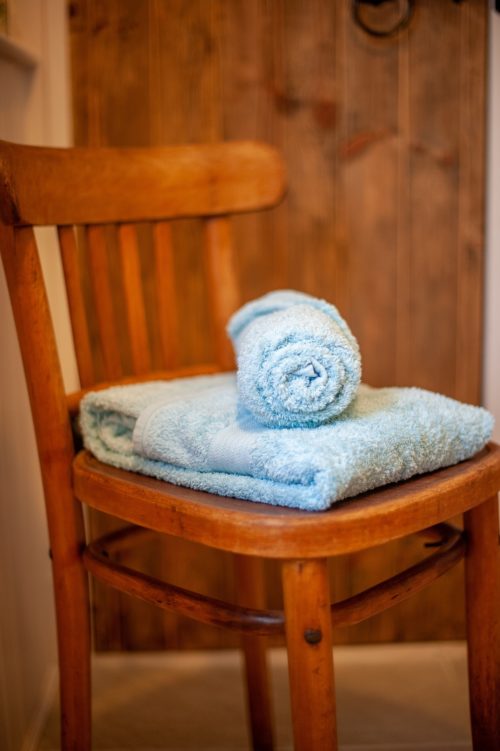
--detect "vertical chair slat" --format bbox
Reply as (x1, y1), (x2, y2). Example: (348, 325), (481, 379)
(153, 222), (180, 369)
(203, 217), (240, 370)
(118, 224), (151, 374)
(57, 226), (95, 387)
(86, 225), (122, 380)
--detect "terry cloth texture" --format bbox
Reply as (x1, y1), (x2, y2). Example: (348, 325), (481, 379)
(80, 373), (493, 511)
(227, 290), (361, 427)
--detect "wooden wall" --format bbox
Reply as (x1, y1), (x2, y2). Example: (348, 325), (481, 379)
(68, 0), (488, 649)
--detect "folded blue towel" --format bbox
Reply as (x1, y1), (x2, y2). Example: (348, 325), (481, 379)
(227, 290), (361, 427)
(80, 374), (493, 511)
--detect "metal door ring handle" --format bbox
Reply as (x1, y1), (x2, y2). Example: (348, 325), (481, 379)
(352, 0), (413, 38)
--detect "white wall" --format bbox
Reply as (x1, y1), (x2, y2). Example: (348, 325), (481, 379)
(0, 2), (77, 750)
(484, 11), (500, 440)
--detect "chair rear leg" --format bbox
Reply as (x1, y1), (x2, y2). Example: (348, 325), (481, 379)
(282, 558), (337, 751)
(234, 555), (275, 751)
(52, 551), (92, 751)
(464, 495), (500, 751)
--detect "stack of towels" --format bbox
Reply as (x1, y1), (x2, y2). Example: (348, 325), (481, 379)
(80, 290), (493, 511)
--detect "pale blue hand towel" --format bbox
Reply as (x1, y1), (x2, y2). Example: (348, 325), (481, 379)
(227, 290), (361, 427)
(80, 374), (493, 511)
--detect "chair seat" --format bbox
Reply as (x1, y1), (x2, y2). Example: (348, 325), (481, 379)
(73, 442), (500, 557)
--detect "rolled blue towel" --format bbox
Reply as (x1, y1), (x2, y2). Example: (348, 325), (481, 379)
(227, 290), (361, 428)
(79, 373), (494, 511)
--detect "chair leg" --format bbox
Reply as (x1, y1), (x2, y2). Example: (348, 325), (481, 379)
(282, 558), (337, 751)
(234, 555), (275, 751)
(52, 550), (92, 751)
(464, 495), (500, 751)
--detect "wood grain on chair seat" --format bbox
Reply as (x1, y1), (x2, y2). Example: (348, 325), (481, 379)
(73, 443), (500, 558)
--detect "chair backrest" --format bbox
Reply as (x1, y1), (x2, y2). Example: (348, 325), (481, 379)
(0, 139), (285, 560)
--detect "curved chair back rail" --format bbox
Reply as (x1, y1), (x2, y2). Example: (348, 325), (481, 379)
(0, 140), (286, 226)
(1, 138), (499, 751)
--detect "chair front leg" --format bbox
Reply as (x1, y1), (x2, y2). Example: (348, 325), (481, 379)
(282, 558), (337, 751)
(234, 554), (275, 751)
(464, 495), (500, 751)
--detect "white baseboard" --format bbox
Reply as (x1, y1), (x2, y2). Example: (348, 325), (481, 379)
(21, 665), (57, 751)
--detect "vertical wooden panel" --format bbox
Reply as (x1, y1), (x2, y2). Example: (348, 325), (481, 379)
(68, 0), (91, 147)
(455, 0), (487, 404)
(87, 0), (152, 147)
(407, 0), (460, 397)
(395, 20), (412, 387)
(158, 536), (238, 651)
(333, 3), (406, 644)
(114, 533), (172, 651)
(277, 0), (341, 303)
(339, 4), (400, 387)
(151, 0), (219, 368)
(218, 0), (287, 300)
(87, 514), (125, 652)
(67, 0), (488, 650)
(150, 0), (225, 649)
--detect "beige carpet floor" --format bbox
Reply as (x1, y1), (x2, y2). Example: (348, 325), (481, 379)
(38, 642), (473, 751)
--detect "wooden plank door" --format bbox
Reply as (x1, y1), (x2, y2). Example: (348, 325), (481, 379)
(68, 0), (488, 649)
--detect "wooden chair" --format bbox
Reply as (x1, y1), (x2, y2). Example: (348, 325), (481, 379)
(1, 139), (499, 751)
